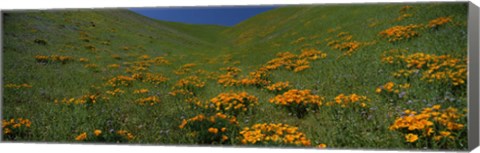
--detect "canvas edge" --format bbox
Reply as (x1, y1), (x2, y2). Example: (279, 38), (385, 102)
(468, 1), (479, 151)
(0, 9), (4, 142)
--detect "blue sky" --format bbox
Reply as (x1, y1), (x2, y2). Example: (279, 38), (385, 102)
(129, 6), (277, 26)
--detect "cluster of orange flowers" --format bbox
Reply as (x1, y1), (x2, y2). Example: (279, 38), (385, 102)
(175, 76), (205, 89)
(5, 83), (32, 89)
(392, 69), (419, 78)
(326, 32), (361, 56)
(74, 132), (88, 141)
(179, 113), (238, 129)
(324, 93), (369, 108)
(217, 67), (269, 87)
(146, 56), (170, 64)
(149, 56), (171, 65)
(135, 96), (160, 106)
(170, 76), (205, 96)
(291, 59), (311, 72)
(178, 113), (238, 144)
(125, 61), (150, 73)
(380, 49), (406, 64)
(105, 75), (135, 87)
(209, 92), (259, 115)
(263, 52), (296, 71)
(375, 82), (410, 95)
(270, 89), (325, 118)
(237, 70), (271, 86)
(116, 130), (135, 140)
(116, 130), (136, 141)
(220, 67), (242, 76)
(54, 94), (99, 105)
(216, 67), (241, 86)
(217, 69), (269, 87)
(133, 89), (149, 94)
(130, 73), (142, 80)
(389, 105), (466, 143)
(75, 129), (134, 142)
(336, 41), (361, 56)
(264, 49), (327, 72)
(270, 89), (324, 106)
(217, 49), (326, 88)
(266, 81), (291, 93)
(379, 24), (422, 42)
(35, 55), (74, 64)
(106, 88), (125, 96)
(298, 48), (326, 60)
(317, 143), (328, 148)
(239, 123), (312, 147)
(185, 97), (206, 108)
(169, 89), (194, 97)
(382, 51), (467, 86)
(217, 73), (239, 87)
(174, 63), (197, 75)
(427, 16), (451, 28)
(137, 73), (169, 85)
(123, 56), (170, 74)
(2, 118), (31, 136)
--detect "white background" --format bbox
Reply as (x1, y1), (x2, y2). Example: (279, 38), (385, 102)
(0, 0), (478, 153)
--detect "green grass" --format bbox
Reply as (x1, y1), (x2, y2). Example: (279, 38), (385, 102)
(2, 2), (468, 150)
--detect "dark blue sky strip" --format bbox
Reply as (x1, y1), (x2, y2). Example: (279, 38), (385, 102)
(129, 6), (277, 26)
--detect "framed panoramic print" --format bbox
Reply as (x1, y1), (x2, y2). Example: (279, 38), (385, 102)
(1, 1), (479, 152)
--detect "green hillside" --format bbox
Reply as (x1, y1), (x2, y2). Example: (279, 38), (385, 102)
(2, 2), (469, 150)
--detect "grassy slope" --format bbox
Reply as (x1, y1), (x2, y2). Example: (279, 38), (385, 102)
(221, 2), (468, 149)
(2, 9), (231, 142)
(2, 2), (468, 150)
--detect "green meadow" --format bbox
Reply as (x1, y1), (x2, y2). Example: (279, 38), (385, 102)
(2, 2), (469, 150)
